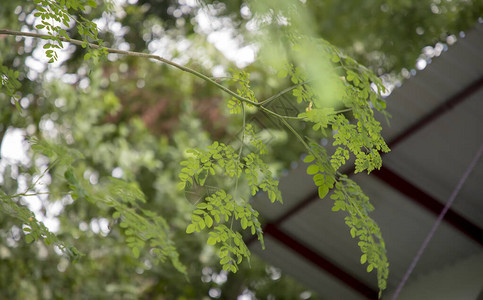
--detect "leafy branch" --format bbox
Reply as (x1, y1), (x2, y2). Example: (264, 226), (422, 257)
(2, 2), (391, 295)
(0, 190), (84, 261)
(0, 64), (22, 112)
(1, 138), (186, 273)
(0, 29), (258, 107)
(0, 29), (313, 122)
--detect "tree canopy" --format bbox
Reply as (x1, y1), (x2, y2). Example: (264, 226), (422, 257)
(0, 0), (480, 299)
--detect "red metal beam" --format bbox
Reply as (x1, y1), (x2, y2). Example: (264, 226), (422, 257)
(371, 166), (483, 246)
(264, 223), (378, 299)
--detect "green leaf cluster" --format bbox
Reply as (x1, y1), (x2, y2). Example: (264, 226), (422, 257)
(0, 64), (21, 112)
(68, 170), (187, 275)
(0, 190), (84, 261)
(227, 70), (257, 114)
(330, 176), (389, 296)
(298, 108), (336, 133)
(186, 190), (264, 273)
(287, 40), (391, 292)
(19, 139), (187, 274)
(0, 140), (86, 262)
(34, 0), (106, 63)
(304, 144), (388, 293)
(179, 137), (281, 272)
(178, 141), (240, 190)
(303, 144), (336, 200)
(283, 37), (391, 174)
(244, 124), (267, 155)
(331, 113), (390, 173)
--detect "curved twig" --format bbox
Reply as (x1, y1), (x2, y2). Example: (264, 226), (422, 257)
(0, 29), (258, 107)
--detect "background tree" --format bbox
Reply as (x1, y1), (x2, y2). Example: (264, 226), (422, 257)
(0, 0), (481, 299)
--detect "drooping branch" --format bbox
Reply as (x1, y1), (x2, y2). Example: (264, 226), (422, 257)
(0, 29), (259, 106)
(1, 29), (314, 120)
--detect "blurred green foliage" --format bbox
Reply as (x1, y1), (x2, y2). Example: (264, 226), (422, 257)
(212, 0), (482, 74)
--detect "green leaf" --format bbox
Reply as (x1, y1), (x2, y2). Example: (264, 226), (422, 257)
(204, 215), (213, 228)
(303, 154), (315, 163)
(306, 164), (319, 175)
(132, 247), (140, 258)
(331, 54), (340, 63)
(120, 222), (128, 228)
(197, 168), (208, 186)
(15, 100), (22, 113)
(277, 69), (288, 78)
(207, 236), (217, 245)
(220, 256), (230, 265)
(177, 182), (186, 191)
(186, 224), (196, 234)
(313, 173), (324, 186)
(87, 0), (97, 7)
(25, 234), (34, 244)
(367, 264), (374, 272)
(318, 185), (329, 199)
(360, 254), (367, 264)
(64, 169), (77, 185)
(241, 217), (248, 229)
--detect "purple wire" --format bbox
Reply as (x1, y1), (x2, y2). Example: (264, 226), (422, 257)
(391, 143), (483, 300)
